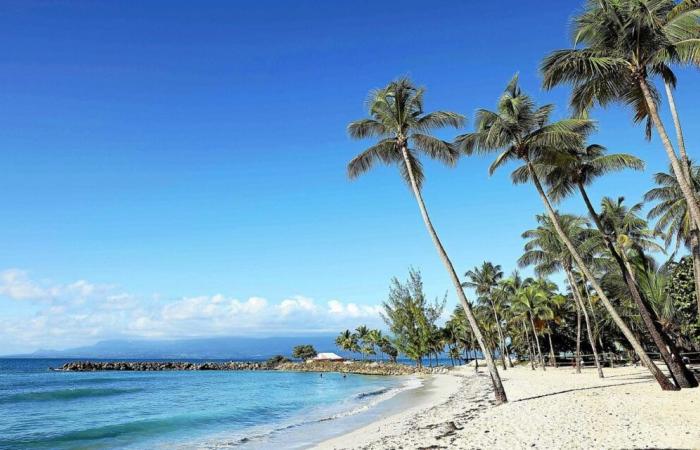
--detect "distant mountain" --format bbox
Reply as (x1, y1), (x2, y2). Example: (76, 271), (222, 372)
(4, 335), (343, 359)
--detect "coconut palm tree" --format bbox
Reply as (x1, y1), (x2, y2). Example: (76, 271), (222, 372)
(367, 329), (384, 361)
(456, 75), (676, 389)
(543, 144), (696, 387)
(599, 197), (698, 385)
(335, 329), (359, 359)
(544, 293), (568, 368)
(541, 0), (700, 233)
(463, 262), (510, 369)
(355, 325), (370, 360)
(513, 284), (552, 370)
(646, 162), (700, 311)
(491, 283), (516, 367)
(347, 78), (507, 403)
(519, 213), (605, 378)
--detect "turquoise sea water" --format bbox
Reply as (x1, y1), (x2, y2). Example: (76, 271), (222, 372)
(0, 359), (415, 449)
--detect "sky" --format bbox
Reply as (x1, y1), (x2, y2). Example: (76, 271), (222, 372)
(1, 0), (699, 354)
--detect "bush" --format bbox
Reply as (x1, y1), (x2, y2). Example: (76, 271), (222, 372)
(265, 355), (290, 368)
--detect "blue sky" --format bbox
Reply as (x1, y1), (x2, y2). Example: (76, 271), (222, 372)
(1, 0), (699, 353)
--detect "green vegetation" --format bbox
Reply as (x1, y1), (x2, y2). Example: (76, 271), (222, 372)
(265, 355), (291, 368)
(335, 326), (397, 362)
(291, 345), (317, 361)
(380, 269), (444, 368)
(344, 0), (700, 402)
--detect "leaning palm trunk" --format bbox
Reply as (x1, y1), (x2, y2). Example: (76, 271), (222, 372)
(523, 321), (535, 370)
(578, 184), (697, 387)
(664, 82), (700, 314)
(664, 81), (691, 179)
(637, 77), (700, 232)
(489, 301), (508, 370)
(547, 332), (557, 368)
(506, 348), (514, 368)
(565, 269), (604, 378)
(584, 288), (605, 352)
(692, 233), (700, 314)
(527, 161), (677, 390)
(529, 314), (545, 371)
(618, 249), (697, 387)
(400, 145), (507, 403)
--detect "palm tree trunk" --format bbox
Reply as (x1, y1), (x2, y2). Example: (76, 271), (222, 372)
(527, 161), (678, 390)
(578, 184), (694, 385)
(691, 231), (700, 315)
(584, 288), (606, 352)
(638, 77), (700, 232)
(506, 347), (514, 368)
(523, 321), (535, 370)
(529, 314), (545, 371)
(618, 249), (697, 387)
(575, 298), (582, 373)
(565, 268), (604, 378)
(489, 300), (508, 370)
(399, 145), (507, 403)
(664, 82), (700, 314)
(664, 81), (691, 179)
(547, 331), (557, 368)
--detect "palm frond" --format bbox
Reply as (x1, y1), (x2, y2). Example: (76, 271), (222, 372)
(347, 139), (398, 180)
(411, 134), (459, 167)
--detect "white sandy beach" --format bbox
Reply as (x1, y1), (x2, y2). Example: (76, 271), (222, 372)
(315, 364), (700, 449)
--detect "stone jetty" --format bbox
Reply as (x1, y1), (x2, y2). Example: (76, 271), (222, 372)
(56, 361), (270, 372)
(55, 360), (447, 375)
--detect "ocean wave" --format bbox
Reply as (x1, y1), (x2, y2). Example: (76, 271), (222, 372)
(328, 377), (423, 420)
(2, 406), (278, 449)
(0, 387), (143, 403)
(355, 387), (392, 399)
(195, 376), (424, 449)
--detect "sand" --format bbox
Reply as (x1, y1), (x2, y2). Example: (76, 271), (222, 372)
(314, 364), (700, 449)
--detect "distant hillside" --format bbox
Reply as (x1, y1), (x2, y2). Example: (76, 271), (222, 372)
(4, 335), (342, 359)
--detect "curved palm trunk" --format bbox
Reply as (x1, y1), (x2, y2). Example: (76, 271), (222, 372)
(638, 77), (700, 232)
(547, 331), (557, 368)
(565, 269), (604, 378)
(400, 145), (507, 403)
(529, 314), (545, 371)
(664, 82), (700, 315)
(664, 81), (691, 177)
(578, 184), (696, 387)
(528, 161), (678, 390)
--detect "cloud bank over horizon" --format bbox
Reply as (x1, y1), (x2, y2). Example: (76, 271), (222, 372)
(0, 269), (384, 354)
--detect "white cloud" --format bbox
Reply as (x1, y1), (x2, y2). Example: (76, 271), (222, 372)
(0, 269), (48, 300)
(327, 299), (382, 318)
(0, 269), (384, 353)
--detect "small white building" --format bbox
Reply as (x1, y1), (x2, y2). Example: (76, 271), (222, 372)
(312, 352), (345, 361)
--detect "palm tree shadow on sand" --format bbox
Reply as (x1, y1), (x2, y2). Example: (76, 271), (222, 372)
(513, 378), (652, 403)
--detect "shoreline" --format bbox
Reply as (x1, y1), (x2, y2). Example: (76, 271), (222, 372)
(313, 365), (480, 450)
(313, 364), (700, 449)
(237, 373), (430, 449)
